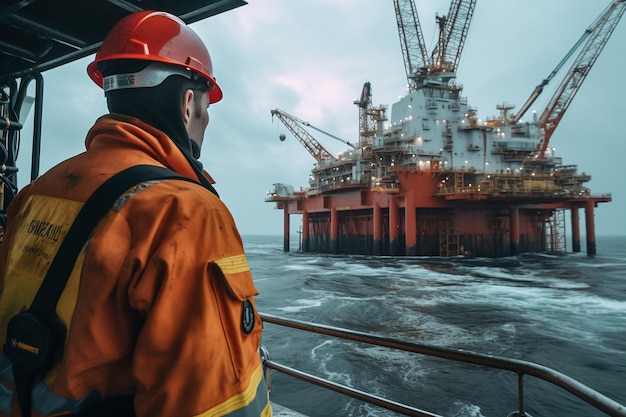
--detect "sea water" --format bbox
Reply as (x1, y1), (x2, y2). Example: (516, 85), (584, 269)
(244, 235), (626, 417)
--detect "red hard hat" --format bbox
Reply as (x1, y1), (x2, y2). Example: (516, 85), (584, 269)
(87, 10), (222, 103)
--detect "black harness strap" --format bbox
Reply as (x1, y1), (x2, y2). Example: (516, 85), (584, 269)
(30, 165), (193, 315)
(4, 165), (196, 417)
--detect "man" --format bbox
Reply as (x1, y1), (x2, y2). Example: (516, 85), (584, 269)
(0, 10), (271, 417)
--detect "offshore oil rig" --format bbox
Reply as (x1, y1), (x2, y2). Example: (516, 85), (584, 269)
(266, 0), (624, 257)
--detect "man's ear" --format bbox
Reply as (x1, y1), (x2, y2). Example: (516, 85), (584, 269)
(182, 89), (194, 127)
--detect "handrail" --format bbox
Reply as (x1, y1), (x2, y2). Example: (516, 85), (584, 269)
(260, 313), (626, 417)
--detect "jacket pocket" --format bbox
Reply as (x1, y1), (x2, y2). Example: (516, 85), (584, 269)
(210, 255), (262, 382)
(213, 254), (259, 300)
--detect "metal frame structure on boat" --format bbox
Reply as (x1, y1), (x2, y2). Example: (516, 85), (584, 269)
(261, 313), (626, 417)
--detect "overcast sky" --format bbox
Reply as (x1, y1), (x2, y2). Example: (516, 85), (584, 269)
(17, 0), (626, 239)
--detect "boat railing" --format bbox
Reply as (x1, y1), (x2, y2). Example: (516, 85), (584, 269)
(260, 313), (626, 417)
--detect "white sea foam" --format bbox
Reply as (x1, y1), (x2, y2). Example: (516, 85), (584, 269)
(277, 297), (325, 312)
(451, 402), (486, 417)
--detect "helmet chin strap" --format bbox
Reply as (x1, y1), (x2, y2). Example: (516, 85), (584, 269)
(103, 62), (212, 93)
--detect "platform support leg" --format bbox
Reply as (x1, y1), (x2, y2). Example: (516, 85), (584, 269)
(331, 207), (339, 254)
(571, 208), (581, 253)
(584, 200), (596, 256)
(389, 196), (400, 256)
(283, 209), (290, 252)
(510, 206), (520, 256)
(302, 210), (309, 252)
(405, 191), (417, 256)
(373, 202), (382, 255)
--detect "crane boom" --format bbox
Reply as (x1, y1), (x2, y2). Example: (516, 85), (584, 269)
(271, 109), (335, 162)
(512, 27), (593, 124)
(271, 109), (357, 163)
(393, 0), (429, 91)
(536, 0), (626, 158)
(433, 0), (476, 74)
(513, 0), (624, 126)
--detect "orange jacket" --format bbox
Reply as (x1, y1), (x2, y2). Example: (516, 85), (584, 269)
(0, 114), (271, 417)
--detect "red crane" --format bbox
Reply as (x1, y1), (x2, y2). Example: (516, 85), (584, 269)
(528, 0), (626, 160)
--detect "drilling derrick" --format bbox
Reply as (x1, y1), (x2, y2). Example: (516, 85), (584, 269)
(354, 82), (387, 148)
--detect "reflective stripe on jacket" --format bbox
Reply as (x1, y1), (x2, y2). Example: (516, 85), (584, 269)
(0, 114), (271, 417)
